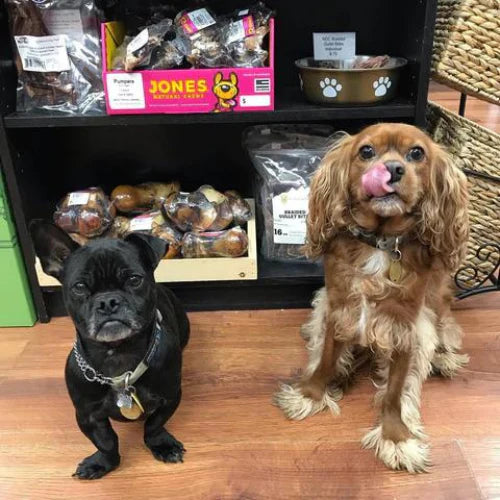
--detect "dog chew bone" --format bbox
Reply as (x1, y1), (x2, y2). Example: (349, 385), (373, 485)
(361, 163), (394, 198)
(224, 190), (252, 225)
(197, 185), (234, 230)
(163, 190), (218, 232)
(181, 226), (248, 258)
(54, 187), (115, 238)
(111, 182), (180, 214)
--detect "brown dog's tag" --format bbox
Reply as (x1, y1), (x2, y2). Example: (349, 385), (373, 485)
(389, 260), (403, 283)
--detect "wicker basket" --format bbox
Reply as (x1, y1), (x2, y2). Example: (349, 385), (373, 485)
(431, 0), (500, 105)
(426, 101), (500, 293)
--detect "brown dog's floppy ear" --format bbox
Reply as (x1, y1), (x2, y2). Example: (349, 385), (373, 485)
(305, 133), (354, 258)
(125, 233), (167, 271)
(417, 145), (469, 271)
(30, 220), (79, 282)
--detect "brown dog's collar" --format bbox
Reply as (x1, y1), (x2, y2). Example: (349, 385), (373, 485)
(347, 226), (407, 259)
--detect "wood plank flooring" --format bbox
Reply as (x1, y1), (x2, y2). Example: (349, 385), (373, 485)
(0, 292), (499, 499)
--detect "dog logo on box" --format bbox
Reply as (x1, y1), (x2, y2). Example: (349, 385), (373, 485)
(213, 72), (239, 112)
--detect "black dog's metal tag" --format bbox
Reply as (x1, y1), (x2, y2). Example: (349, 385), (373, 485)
(116, 391), (133, 409)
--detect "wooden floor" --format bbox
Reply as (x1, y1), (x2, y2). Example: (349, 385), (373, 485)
(0, 291), (499, 499)
(1, 84), (499, 499)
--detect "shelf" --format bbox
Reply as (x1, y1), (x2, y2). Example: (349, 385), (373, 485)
(3, 90), (416, 128)
(259, 258), (324, 282)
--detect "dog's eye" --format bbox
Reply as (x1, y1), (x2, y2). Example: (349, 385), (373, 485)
(127, 275), (143, 288)
(72, 282), (88, 295)
(407, 147), (425, 162)
(359, 145), (375, 160)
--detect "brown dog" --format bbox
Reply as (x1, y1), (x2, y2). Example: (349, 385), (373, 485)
(274, 123), (470, 473)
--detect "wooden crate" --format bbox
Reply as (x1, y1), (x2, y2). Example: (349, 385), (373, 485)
(35, 200), (257, 286)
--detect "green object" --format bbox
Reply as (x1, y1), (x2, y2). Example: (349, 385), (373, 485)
(0, 174), (36, 327)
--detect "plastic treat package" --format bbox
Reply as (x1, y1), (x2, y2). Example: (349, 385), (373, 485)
(111, 181), (180, 214)
(181, 226), (249, 258)
(150, 37), (185, 70)
(163, 189), (218, 232)
(7, 0), (104, 114)
(197, 185), (233, 231)
(111, 18), (173, 71)
(244, 125), (334, 263)
(53, 187), (115, 238)
(174, 7), (231, 68)
(127, 210), (182, 259)
(106, 216), (131, 239)
(224, 190), (252, 225)
(222, 2), (273, 67)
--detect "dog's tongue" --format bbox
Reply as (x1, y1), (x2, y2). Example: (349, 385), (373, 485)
(361, 163), (394, 198)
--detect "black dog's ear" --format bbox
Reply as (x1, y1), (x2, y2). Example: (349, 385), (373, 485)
(125, 233), (167, 270)
(30, 220), (79, 282)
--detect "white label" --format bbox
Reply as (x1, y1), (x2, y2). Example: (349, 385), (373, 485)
(14, 35), (71, 72)
(313, 32), (356, 60)
(68, 192), (90, 206)
(130, 216), (153, 231)
(106, 73), (145, 110)
(238, 9), (250, 16)
(227, 20), (246, 44)
(239, 95), (271, 107)
(188, 8), (216, 31)
(272, 187), (309, 244)
(43, 10), (83, 38)
(127, 28), (149, 55)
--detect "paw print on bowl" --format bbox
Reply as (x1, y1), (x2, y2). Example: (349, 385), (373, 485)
(319, 77), (342, 98)
(373, 76), (392, 97)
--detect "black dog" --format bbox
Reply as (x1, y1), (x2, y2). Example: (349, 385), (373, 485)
(31, 222), (189, 479)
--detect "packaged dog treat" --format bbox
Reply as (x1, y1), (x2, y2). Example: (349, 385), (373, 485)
(127, 210), (182, 259)
(181, 226), (249, 258)
(173, 7), (232, 68)
(111, 18), (173, 71)
(222, 2), (274, 67)
(53, 187), (115, 237)
(106, 216), (131, 239)
(244, 125), (334, 262)
(111, 181), (180, 214)
(197, 185), (234, 231)
(7, 0), (104, 114)
(164, 189), (217, 232)
(224, 190), (252, 225)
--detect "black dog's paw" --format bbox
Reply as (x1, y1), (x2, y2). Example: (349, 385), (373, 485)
(147, 432), (186, 463)
(72, 451), (120, 480)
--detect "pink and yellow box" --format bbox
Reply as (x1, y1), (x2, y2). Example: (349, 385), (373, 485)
(101, 20), (275, 115)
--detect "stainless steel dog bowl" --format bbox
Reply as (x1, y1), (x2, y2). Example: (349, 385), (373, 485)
(296, 56), (408, 105)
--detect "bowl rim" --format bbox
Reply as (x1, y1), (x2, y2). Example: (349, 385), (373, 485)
(295, 56), (408, 72)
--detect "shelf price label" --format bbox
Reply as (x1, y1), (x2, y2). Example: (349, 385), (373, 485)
(313, 32), (355, 60)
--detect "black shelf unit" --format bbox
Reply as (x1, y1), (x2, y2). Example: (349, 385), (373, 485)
(0, 0), (438, 322)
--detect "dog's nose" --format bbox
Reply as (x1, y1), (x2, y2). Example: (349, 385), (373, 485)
(97, 296), (121, 315)
(384, 161), (405, 183)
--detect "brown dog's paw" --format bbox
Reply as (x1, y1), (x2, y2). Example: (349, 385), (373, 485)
(146, 431), (186, 463)
(73, 451), (120, 480)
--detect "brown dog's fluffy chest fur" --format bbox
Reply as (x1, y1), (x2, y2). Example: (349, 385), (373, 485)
(323, 236), (439, 351)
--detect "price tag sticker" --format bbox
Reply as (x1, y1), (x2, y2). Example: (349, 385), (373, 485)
(313, 32), (355, 60)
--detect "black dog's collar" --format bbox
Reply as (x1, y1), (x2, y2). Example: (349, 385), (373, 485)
(73, 310), (163, 389)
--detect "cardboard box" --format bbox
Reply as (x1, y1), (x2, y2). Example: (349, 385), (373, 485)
(102, 21), (274, 115)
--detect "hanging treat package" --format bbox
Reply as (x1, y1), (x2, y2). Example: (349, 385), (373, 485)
(244, 125), (334, 263)
(7, 0), (104, 114)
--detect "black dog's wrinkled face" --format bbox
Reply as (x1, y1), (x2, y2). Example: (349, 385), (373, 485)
(63, 240), (156, 343)
(31, 222), (167, 345)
